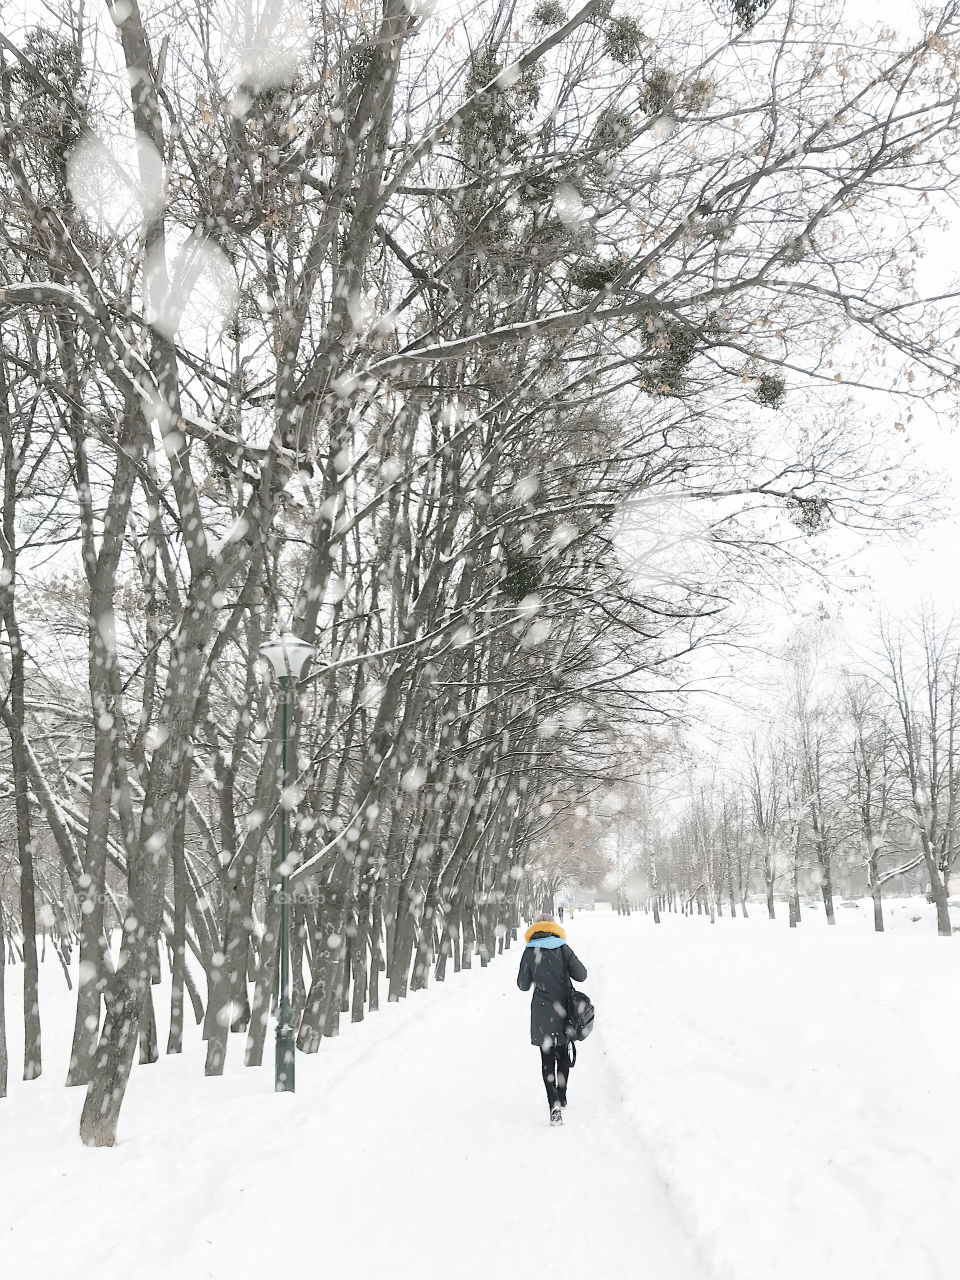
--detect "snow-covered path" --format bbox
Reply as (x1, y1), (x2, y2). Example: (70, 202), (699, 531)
(7, 904), (959, 1280)
(1, 920), (703, 1280)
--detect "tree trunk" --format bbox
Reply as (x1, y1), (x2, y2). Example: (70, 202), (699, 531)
(411, 879), (439, 993)
(66, 409), (137, 1087)
(388, 898), (416, 1000)
(460, 907), (475, 971)
(368, 895), (382, 1014)
(297, 882), (348, 1049)
(292, 903), (308, 1024)
(166, 792), (188, 1054)
(325, 935), (348, 1036)
(79, 978), (143, 1146)
(339, 933), (352, 1016)
(871, 883), (884, 932)
(79, 614), (213, 1146)
(648, 846), (660, 924)
(0, 564), (41, 1079)
(820, 854), (836, 925)
(915, 810), (952, 937)
(350, 896), (368, 1024)
(434, 905), (454, 982)
(0, 361), (45, 1084)
(5, 681), (40, 1079)
(0, 913), (7, 1099)
(139, 984), (158, 1065)
(244, 894), (280, 1067)
(205, 726), (278, 1075)
(727, 866), (737, 919)
(928, 865), (952, 936)
(13, 737), (40, 1081)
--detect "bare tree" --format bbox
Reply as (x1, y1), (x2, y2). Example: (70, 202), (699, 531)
(745, 733), (786, 919)
(876, 612), (959, 936)
(842, 671), (922, 931)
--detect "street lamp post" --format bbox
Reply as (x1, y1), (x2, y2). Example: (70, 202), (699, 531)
(259, 633), (316, 1093)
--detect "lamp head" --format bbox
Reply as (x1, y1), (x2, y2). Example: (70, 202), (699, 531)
(259, 633), (316, 681)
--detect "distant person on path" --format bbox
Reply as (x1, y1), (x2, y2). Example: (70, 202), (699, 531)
(516, 916), (587, 1127)
(557, 905), (564, 923)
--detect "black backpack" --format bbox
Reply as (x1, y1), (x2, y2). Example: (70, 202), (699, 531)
(559, 946), (594, 1068)
(566, 987), (595, 1043)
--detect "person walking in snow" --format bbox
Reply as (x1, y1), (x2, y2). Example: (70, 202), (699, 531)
(517, 915), (587, 1126)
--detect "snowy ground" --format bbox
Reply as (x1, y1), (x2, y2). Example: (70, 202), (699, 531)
(0, 930), (702, 1280)
(590, 900), (960, 1280)
(2, 901), (959, 1280)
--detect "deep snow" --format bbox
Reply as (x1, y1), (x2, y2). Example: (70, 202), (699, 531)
(2, 902), (959, 1280)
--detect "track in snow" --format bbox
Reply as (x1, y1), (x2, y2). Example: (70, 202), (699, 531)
(1, 922), (704, 1280)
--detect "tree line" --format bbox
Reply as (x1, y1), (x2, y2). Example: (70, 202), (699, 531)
(628, 615), (960, 936)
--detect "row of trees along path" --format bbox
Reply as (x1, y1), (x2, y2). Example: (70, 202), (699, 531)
(619, 616), (960, 936)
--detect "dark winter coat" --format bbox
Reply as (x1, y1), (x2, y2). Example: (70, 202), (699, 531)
(516, 921), (587, 1049)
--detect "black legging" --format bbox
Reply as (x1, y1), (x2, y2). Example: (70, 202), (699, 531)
(539, 1037), (570, 1107)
